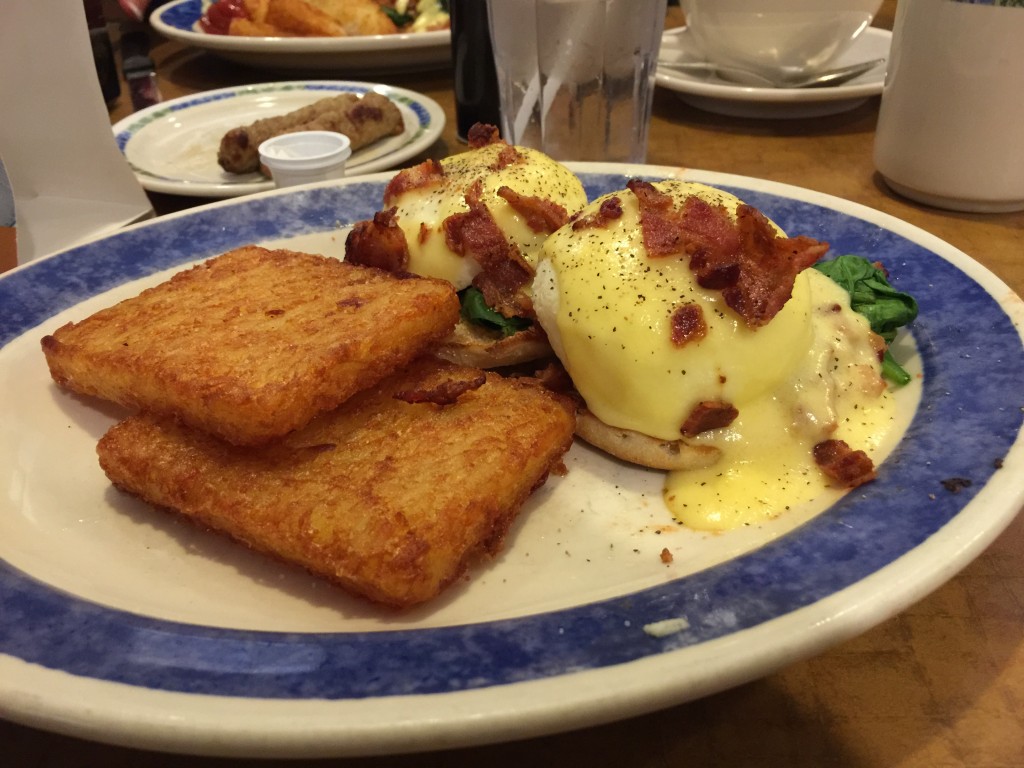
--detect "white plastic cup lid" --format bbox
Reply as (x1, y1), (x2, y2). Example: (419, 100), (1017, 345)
(258, 131), (352, 187)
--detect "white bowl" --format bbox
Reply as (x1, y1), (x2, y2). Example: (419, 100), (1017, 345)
(680, 0), (882, 80)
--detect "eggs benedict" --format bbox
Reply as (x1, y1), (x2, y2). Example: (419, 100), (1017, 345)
(345, 124), (588, 367)
(533, 179), (898, 531)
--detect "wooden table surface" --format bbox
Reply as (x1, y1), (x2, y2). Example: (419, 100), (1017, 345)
(6, 1), (1024, 765)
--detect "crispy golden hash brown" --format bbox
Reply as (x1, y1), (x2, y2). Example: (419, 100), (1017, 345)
(42, 246), (459, 446)
(97, 358), (576, 608)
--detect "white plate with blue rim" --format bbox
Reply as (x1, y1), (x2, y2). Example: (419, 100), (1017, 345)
(112, 80), (445, 198)
(656, 26), (891, 119)
(1, 165), (1022, 757)
(150, 0), (451, 73)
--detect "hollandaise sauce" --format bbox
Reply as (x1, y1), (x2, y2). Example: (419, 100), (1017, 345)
(664, 393), (896, 531)
(535, 180), (907, 533)
(664, 269), (898, 531)
(390, 143), (587, 289)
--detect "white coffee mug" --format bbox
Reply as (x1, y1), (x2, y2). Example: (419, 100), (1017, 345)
(873, 0), (1024, 213)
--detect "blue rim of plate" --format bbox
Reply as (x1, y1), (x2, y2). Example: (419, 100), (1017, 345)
(159, 0), (211, 32)
(112, 81), (438, 187)
(1, 170), (1022, 702)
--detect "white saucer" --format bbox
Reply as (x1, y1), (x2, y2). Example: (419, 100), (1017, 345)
(656, 27), (891, 119)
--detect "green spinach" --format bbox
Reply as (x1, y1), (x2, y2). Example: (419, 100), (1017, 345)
(814, 254), (918, 386)
(459, 287), (531, 337)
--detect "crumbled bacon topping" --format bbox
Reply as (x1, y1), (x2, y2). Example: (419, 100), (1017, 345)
(467, 123), (502, 149)
(395, 371), (487, 406)
(627, 180), (691, 255)
(813, 439), (877, 488)
(531, 362), (579, 398)
(497, 186), (570, 234)
(344, 207), (410, 273)
(670, 303), (707, 347)
(490, 144), (524, 171)
(383, 159), (444, 205)
(571, 196), (624, 231)
(627, 179), (829, 328)
(681, 401), (738, 437)
(443, 180), (535, 318)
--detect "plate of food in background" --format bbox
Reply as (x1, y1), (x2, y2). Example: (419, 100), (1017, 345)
(112, 80), (445, 197)
(151, 0), (452, 72)
(0, 158), (1021, 757)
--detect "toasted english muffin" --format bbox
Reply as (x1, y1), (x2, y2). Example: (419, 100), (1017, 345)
(574, 408), (721, 471)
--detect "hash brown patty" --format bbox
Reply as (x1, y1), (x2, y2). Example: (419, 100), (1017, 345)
(42, 246), (460, 446)
(97, 358), (576, 608)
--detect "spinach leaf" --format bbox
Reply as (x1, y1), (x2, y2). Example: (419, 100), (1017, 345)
(814, 254), (918, 386)
(381, 6), (416, 26)
(459, 287), (531, 337)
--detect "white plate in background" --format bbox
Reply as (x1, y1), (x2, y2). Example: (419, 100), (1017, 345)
(151, 0), (451, 73)
(112, 81), (444, 197)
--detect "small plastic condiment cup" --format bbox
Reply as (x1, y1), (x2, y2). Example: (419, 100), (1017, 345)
(257, 131), (352, 188)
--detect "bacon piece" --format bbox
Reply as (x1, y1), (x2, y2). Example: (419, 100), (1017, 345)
(571, 196), (624, 231)
(628, 180), (687, 256)
(670, 303), (707, 347)
(467, 123), (502, 149)
(384, 159), (444, 205)
(344, 208), (410, 273)
(722, 205), (830, 327)
(490, 144), (524, 171)
(813, 439), (877, 488)
(531, 362), (578, 396)
(628, 179), (829, 328)
(443, 181), (534, 318)
(394, 370), (487, 406)
(680, 195), (743, 258)
(681, 401), (738, 437)
(497, 186), (570, 234)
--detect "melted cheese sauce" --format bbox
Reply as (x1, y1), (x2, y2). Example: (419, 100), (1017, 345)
(535, 180), (898, 532)
(389, 144), (587, 289)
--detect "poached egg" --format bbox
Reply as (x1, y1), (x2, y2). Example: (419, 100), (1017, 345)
(384, 141), (588, 291)
(533, 180), (897, 531)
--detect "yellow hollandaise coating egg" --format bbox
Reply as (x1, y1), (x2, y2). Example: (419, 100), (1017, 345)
(533, 180), (895, 531)
(386, 143), (588, 290)
(534, 181), (815, 442)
